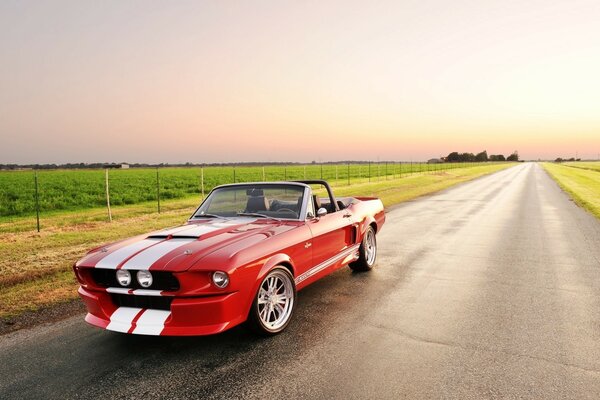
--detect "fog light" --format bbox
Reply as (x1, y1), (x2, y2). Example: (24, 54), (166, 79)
(136, 270), (153, 288)
(116, 270), (131, 286)
(212, 271), (229, 288)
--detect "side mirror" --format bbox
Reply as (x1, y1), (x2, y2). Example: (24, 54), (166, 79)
(317, 207), (328, 217)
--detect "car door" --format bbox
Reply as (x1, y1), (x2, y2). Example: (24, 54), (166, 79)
(307, 199), (355, 269)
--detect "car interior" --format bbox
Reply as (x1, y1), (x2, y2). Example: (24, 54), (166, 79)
(244, 194), (303, 219)
(313, 196), (356, 213)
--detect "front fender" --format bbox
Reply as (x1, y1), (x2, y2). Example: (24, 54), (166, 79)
(241, 253), (297, 320)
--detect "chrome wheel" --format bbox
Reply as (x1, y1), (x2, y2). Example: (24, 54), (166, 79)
(257, 269), (295, 332)
(365, 229), (377, 266)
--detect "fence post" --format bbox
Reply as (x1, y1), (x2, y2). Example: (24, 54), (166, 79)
(303, 165), (306, 180)
(34, 170), (40, 232)
(233, 166), (236, 183)
(156, 167), (161, 214)
(399, 161), (402, 178)
(347, 163), (350, 185)
(368, 161), (371, 182)
(200, 167), (205, 199)
(284, 165), (287, 181)
(105, 169), (112, 222)
(262, 166), (266, 181)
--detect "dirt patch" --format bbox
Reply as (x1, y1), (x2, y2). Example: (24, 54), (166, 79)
(0, 299), (85, 336)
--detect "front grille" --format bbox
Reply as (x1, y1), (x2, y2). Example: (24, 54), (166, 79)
(110, 294), (173, 311)
(90, 269), (180, 291)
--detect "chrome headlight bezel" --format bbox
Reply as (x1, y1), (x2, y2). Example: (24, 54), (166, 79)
(116, 270), (132, 286)
(212, 271), (229, 288)
(136, 270), (153, 288)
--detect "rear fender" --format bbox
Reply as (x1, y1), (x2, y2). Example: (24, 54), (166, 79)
(358, 215), (377, 240)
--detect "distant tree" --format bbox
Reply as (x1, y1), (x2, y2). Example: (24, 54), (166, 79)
(555, 158), (564, 162)
(446, 152), (460, 162)
(507, 151), (519, 162)
(568, 157), (576, 161)
(489, 154), (506, 161)
(475, 150), (488, 162)
(460, 152), (476, 162)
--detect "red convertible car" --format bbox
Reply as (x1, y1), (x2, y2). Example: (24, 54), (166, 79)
(74, 180), (385, 336)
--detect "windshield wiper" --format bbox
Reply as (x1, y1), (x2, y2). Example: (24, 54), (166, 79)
(237, 212), (280, 221)
(192, 213), (222, 219)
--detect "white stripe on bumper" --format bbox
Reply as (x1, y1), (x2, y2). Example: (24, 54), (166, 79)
(106, 307), (143, 333)
(132, 310), (171, 335)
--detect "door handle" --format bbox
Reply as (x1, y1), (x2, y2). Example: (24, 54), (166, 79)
(343, 213), (352, 218)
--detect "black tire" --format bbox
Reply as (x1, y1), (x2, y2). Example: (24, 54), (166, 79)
(349, 226), (377, 272)
(247, 267), (297, 336)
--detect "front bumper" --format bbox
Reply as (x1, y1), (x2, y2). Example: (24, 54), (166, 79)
(78, 286), (247, 336)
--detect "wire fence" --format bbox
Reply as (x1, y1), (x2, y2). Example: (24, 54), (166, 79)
(0, 161), (494, 231)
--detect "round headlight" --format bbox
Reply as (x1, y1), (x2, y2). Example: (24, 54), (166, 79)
(116, 270), (131, 286)
(212, 271), (229, 288)
(136, 270), (153, 288)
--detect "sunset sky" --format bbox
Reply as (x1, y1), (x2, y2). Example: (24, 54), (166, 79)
(1, 0), (599, 163)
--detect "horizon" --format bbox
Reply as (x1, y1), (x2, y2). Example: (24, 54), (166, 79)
(1, 1), (599, 164)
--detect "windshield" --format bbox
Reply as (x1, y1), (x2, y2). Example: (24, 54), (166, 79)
(193, 184), (305, 220)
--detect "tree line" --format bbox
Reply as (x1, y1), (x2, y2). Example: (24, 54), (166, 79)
(444, 151), (519, 162)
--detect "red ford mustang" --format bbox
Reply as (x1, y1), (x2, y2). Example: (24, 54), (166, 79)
(74, 180), (385, 336)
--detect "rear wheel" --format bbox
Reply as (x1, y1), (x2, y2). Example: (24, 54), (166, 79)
(349, 226), (377, 272)
(247, 267), (296, 335)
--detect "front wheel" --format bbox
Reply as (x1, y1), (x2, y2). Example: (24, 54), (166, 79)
(247, 267), (297, 335)
(349, 226), (377, 272)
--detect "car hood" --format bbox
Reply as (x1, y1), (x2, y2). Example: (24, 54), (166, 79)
(78, 218), (296, 272)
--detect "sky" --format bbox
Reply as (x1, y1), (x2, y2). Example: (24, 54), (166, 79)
(1, 0), (599, 164)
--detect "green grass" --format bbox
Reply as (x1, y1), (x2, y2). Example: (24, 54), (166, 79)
(542, 162), (600, 219)
(562, 161), (600, 172)
(0, 163), (514, 320)
(0, 162), (487, 220)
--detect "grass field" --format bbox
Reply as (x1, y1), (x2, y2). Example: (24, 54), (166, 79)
(1, 162), (486, 221)
(542, 162), (600, 219)
(0, 163), (515, 320)
(562, 161), (600, 172)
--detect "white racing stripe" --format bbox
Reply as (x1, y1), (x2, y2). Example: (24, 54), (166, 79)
(295, 244), (361, 284)
(154, 225), (199, 237)
(95, 239), (162, 269)
(157, 221), (241, 238)
(106, 287), (131, 295)
(106, 307), (143, 333)
(132, 310), (171, 335)
(177, 222), (240, 237)
(132, 289), (164, 296)
(121, 238), (195, 270)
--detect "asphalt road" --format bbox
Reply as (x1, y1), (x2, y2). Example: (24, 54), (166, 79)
(2, 163), (600, 399)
